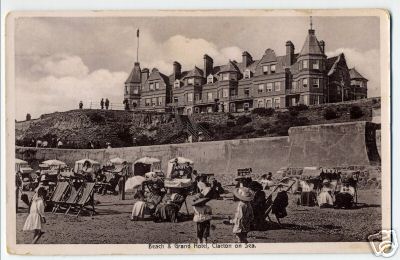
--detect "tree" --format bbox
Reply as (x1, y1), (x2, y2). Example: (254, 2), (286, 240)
(26, 113), (31, 121)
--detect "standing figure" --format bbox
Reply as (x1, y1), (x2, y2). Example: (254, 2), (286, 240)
(23, 187), (47, 244)
(105, 98), (110, 110)
(231, 187), (254, 243)
(79, 101), (83, 109)
(192, 196), (212, 244)
(100, 98), (104, 109)
(118, 161), (129, 200)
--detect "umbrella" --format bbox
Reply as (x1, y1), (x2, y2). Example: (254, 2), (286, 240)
(75, 158), (100, 165)
(15, 158), (28, 164)
(134, 156), (160, 165)
(109, 157), (128, 165)
(125, 176), (146, 192)
(168, 157), (193, 164)
(41, 159), (67, 167)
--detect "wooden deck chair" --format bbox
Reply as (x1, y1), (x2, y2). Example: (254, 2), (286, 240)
(67, 182), (96, 217)
(63, 185), (84, 215)
(265, 178), (296, 225)
(50, 182), (70, 213)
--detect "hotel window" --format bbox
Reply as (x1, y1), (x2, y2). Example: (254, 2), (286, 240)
(303, 95), (309, 105)
(125, 86), (128, 95)
(187, 93), (193, 102)
(222, 73), (229, 81)
(302, 78), (308, 88)
(291, 81), (297, 90)
(149, 83), (154, 90)
(151, 98), (157, 106)
(195, 94), (200, 101)
(270, 65), (276, 74)
(145, 99), (151, 106)
(302, 60), (308, 69)
(312, 60), (320, 70)
(223, 89), (229, 98)
(133, 86), (139, 94)
(173, 97), (178, 103)
(263, 65), (269, 74)
(244, 103), (249, 111)
(207, 92), (213, 101)
(231, 73), (237, 81)
(230, 88), (236, 96)
(158, 97), (163, 106)
(188, 78), (194, 85)
(244, 69), (251, 79)
(244, 88), (250, 97)
(274, 81), (281, 91)
(174, 80), (180, 88)
(312, 78), (319, 88)
(258, 100), (264, 108)
(194, 78), (202, 86)
(267, 83), (273, 92)
(266, 99), (272, 108)
(155, 82), (160, 90)
(274, 98), (280, 109)
(207, 106), (213, 113)
(258, 84), (264, 93)
(207, 75), (214, 84)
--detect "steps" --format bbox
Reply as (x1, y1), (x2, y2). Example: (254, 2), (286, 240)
(175, 114), (212, 142)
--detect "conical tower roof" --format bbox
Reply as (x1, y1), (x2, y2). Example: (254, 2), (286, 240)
(125, 62), (141, 84)
(299, 29), (324, 56)
(349, 67), (368, 81)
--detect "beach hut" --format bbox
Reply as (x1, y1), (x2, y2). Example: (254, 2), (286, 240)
(133, 156), (161, 176)
(41, 159), (68, 170)
(166, 157), (194, 178)
(15, 158), (33, 174)
(74, 158), (101, 173)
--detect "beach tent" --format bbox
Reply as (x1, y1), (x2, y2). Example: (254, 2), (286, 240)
(109, 157), (127, 165)
(166, 157), (194, 178)
(134, 156), (161, 176)
(41, 159), (68, 170)
(15, 158), (33, 174)
(302, 167), (321, 177)
(74, 159), (101, 173)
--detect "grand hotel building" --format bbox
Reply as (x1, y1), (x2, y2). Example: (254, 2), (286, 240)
(124, 24), (368, 114)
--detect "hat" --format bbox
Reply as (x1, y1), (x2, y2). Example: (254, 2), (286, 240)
(192, 197), (210, 206)
(233, 187), (254, 202)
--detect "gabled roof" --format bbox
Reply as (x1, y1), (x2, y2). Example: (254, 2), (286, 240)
(125, 62), (141, 84)
(183, 66), (203, 78)
(326, 53), (345, 76)
(147, 68), (169, 84)
(299, 30), (324, 56)
(349, 67), (368, 81)
(259, 49), (277, 64)
(218, 60), (241, 74)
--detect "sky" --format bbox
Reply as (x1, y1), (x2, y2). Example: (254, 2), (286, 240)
(14, 15), (380, 120)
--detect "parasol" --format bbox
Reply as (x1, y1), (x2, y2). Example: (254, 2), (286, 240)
(135, 156), (161, 164)
(125, 175), (146, 192)
(41, 159), (67, 167)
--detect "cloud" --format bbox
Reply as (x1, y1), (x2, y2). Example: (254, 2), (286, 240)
(326, 48), (380, 98)
(126, 34), (243, 74)
(16, 54), (127, 120)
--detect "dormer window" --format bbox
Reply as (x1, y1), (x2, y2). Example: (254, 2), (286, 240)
(270, 65), (276, 74)
(155, 82), (160, 90)
(188, 78), (194, 85)
(149, 83), (154, 90)
(244, 69), (251, 79)
(207, 74), (214, 84)
(262, 65), (269, 74)
(174, 80), (180, 88)
(222, 73), (229, 81)
(302, 60), (308, 69)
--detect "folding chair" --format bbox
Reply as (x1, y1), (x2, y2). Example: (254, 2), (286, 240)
(67, 182), (96, 217)
(63, 185), (84, 215)
(265, 178), (296, 225)
(50, 182), (70, 213)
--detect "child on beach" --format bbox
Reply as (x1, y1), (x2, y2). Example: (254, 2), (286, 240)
(192, 194), (212, 243)
(23, 187), (47, 244)
(231, 187), (254, 243)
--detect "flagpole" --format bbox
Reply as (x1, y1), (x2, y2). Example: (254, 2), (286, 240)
(136, 28), (139, 62)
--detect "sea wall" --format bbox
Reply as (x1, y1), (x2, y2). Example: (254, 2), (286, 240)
(16, 121), (381, 175)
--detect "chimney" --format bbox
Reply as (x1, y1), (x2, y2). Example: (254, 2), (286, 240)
(141, 68), (149, 84)
(242, 51), (253, 67)
(173, 61), (181, 79)
(203, 54), (213, 77)
(319, 40), (325, 54)
(285, 41), (295, 66)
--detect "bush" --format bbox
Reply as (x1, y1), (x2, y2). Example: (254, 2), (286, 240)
(236, 115), (252, 126)
(88, 112), (105, 123)
(323, 108), (338, 120)
(289, 104), (309, 112)
(227, 113), (235, 120)
(26, 113), (31, 121)
(251, 107), (275, 117)
(289, 109), (299, 117)
(226, 120), (236, 127)
(260, 122), (271, 129)
(350, 105), (364, 119)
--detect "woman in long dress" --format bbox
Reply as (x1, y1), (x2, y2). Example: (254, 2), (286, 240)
(23, 187), (47, 243)
(317, 180), (334, 208)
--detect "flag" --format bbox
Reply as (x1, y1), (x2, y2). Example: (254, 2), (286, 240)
(137, 29), (139, 37)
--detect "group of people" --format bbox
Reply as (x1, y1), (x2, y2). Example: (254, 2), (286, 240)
(100, 98), (110, 110)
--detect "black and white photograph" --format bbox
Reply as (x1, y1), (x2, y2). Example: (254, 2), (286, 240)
(5, 9), (391, 255)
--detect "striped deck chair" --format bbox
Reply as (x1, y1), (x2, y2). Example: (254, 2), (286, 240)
(265, 178), (296, 225)
(50, 182), (70, 213)
(63, 185), (83, 215)
(67, 182), (96, 217)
